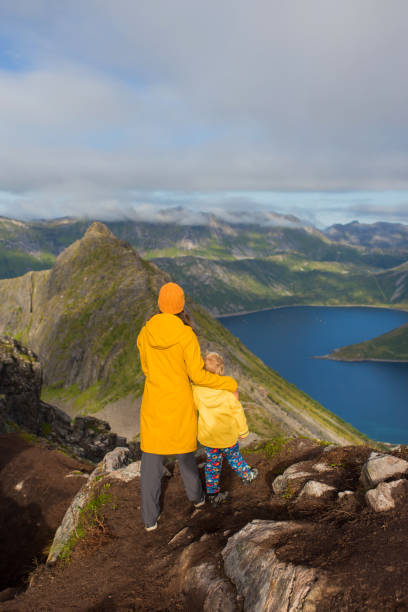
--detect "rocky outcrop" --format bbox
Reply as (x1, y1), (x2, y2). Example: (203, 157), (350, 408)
(222, 520), (328, 611)
(365, 479), (408, 512)
(47, 447), (141, 564)
(0, 336), (140, 462)
(360, 452), (408, 488)
(0, 336), (42, 432)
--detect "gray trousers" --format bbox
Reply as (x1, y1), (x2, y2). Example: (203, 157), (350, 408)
(141, 451), (203, 527)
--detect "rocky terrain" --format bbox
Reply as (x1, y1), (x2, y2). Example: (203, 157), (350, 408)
(1, 436), (408, 610)
(0, 222), (369, 447)
(0, 336), (139, 462)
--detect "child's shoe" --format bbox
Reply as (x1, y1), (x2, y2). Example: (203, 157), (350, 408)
(243, 468), (259, 484)
(208, 491), (229, 505)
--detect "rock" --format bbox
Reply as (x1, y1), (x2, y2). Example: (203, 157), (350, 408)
(365, 480), (407, 512)
(272, 464), (314, 495)
(168, 527), (191, 547)
(102, 447), (130, 472)
(269, 439), (324, 477)
(107, 461), (141, 482)
(222, 519), (325, 611)
(338, 490), (354, 501)
(360, 454), (408, 488)
(47, 447), (135, 564)
(313, 462), (332, 473)
(0, 337), (42, 434)
(0, 336), (141, 463)
(337, 490), (357, 511)
(183, 562), (238, 611)
(298, 481), (337, 498)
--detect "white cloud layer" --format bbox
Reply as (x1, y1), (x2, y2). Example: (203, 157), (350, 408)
(0, 0), (408, 223)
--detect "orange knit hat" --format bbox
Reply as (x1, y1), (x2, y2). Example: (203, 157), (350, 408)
(158, 282), (185, 314)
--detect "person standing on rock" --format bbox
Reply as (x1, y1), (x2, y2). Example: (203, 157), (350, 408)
(137, 282), (238, 531)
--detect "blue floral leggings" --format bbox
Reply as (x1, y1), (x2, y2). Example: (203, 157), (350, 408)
(204, 442), (251, 494)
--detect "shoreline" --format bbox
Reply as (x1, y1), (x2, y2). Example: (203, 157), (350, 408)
(315, 354), (408, 364)
(216, 303), (408, 319)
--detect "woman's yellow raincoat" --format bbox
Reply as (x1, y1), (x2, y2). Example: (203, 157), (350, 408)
(137, 313), (237, 454)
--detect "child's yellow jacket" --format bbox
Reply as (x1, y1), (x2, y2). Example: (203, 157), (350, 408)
(192, 385), (249, 449)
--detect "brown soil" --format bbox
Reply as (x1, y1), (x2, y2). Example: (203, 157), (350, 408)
(1, 438), (408, 611)
(0, 434), (92, 594)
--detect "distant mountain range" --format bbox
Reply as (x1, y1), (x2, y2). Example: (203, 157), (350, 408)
(326, 220), (408, 251)
(0, 222), (369, 446)
(0, 213), (407, 315)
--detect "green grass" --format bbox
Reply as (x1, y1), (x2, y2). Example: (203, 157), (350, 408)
(60, 483), (114, 562)
(330, 322), (408, 361)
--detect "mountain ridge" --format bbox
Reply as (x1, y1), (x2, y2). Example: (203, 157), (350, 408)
(1, 215), (407, 314)
(0, 222), (370, 446)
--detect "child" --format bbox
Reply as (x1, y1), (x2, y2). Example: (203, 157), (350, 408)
(192, 352), (258, 505)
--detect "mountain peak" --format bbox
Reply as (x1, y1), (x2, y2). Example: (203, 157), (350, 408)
(84, 221), (116, 239)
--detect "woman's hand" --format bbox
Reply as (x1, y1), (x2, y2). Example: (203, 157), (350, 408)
(233, 389), (239, 400)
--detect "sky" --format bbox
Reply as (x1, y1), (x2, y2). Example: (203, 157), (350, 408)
(0, 0), (408, 228)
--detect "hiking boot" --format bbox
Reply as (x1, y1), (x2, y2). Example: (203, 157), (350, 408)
(193, 496), (206, 508)
(208, 491), (229, 505)
(243, 468), (259, 484)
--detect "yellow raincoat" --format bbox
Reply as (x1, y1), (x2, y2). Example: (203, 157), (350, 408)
(192, 386), (249, 449)
(137, 313), (237, 454)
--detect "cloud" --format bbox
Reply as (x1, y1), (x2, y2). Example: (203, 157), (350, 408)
(0, 0), (408, 223)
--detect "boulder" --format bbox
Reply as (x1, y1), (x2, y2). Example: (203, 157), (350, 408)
(365, 480), (408, 512)
(102, 447), (130, 472)
(272, 461), (313, 495)
(47, 448), (140, 564)
(360, 454), (408, 488)
(298, 481), (336, 498)
(183, 562), (237, 611)
(107, 461), (141, 482)
(222, 519), (325, 611)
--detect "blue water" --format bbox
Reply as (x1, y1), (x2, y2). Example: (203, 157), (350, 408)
(220, 307), (408, 444)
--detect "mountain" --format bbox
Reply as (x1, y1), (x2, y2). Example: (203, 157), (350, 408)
(326, 322), (408, 362)
(153, 254), (394, 315)
(0, 222), (369, 446)
(325, 220), (408, 252)
(375, 261), (408, 305)
(2, 214), (408, 315)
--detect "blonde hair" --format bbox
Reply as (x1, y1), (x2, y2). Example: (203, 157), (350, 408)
(204, 352), (224, 375)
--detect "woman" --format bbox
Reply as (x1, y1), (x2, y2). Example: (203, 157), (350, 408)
(137, 282), (237, 530)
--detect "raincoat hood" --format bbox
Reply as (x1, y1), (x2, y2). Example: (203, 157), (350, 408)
(144, 313), (187, 350)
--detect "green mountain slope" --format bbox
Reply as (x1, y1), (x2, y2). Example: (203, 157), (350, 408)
(1, 215), (407, 315)
(153, 255), (404, 315)
(0, 222), (370, 446)
(326, 322), (408, 362)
